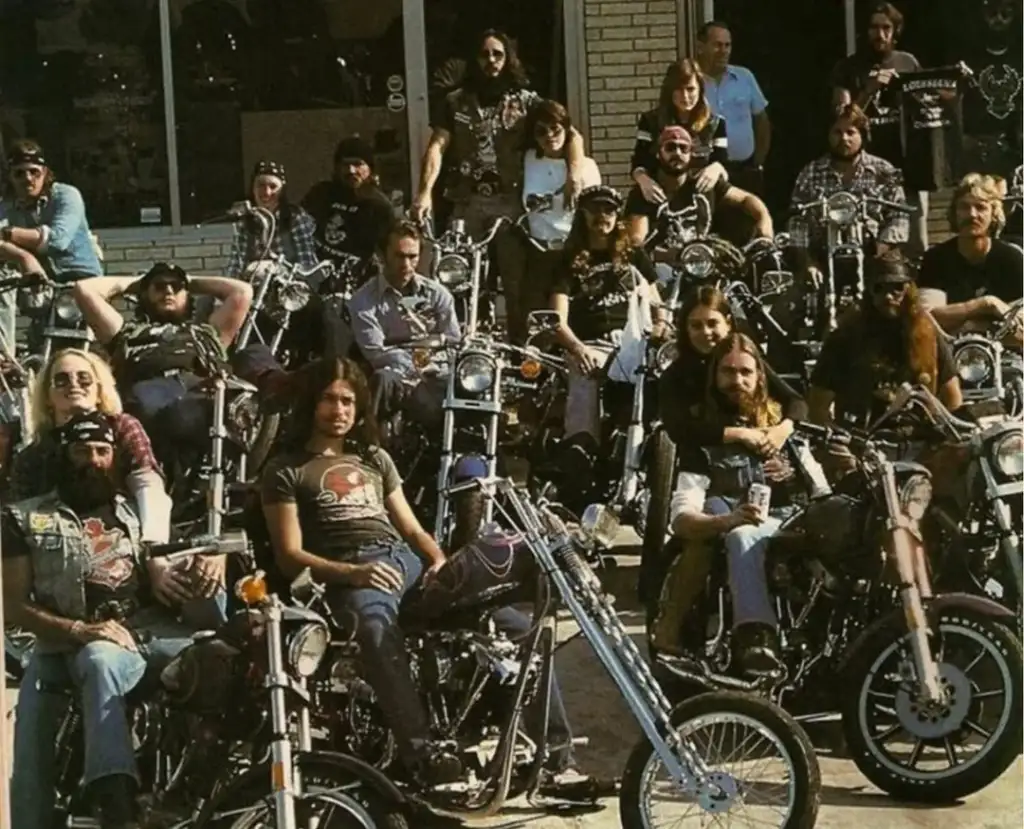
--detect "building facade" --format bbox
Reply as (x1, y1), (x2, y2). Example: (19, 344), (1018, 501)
(0, 0), (1017, 274)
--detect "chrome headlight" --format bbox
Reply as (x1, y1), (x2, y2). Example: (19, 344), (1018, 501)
(826, 192), (858, 225)
(899, 473), (933, 522)
(680, 243), (715, 280)
(287, 623), (330, 677)
(993, 430), (1024, 478)
(456, 354), (496, 393)
(54, 291), (83, 323)
(655, 341), (678, 373)
(437, 254), (471, 288)
(226, 391), (262, 451)
(278, 281), (311, 312)
(955, 343), (995, 385)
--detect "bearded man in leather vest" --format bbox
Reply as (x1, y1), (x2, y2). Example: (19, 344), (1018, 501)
(2, 413), (205, 829)
(808, 251), (963, 471)
(412, 29), (588, 344)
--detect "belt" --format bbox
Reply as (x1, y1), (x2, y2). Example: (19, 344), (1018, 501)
(89, 597), (141, 623)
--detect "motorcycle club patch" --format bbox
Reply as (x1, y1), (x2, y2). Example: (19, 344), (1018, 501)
(29, 513), (57, 533)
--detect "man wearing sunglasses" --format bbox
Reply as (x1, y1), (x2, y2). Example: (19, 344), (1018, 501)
(0, 139), (103, 351)
(624, 125), (773, 248)
(807, 252), (962, 471)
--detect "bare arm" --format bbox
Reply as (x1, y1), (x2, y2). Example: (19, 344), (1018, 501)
(927, 297), (998, 333)
(2, 556), (84, 644)
(191, 276), (253, 346)
(752, 110), (771, 166)
(385, 487), (446, 563)
(551, 291), (585, 356)
(938, 377), (963, 412)
(261, 499), (360, 584)
(72, 275), (139, 344)
(626, 214), (649, 247)
(416, 128), (452, 202)
(722, 185), (773, 236)
(564, 126), (585, 177)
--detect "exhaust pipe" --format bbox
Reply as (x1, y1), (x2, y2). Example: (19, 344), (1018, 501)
(658, 657), (760, 693)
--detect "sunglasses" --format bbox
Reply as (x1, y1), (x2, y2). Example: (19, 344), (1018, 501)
(480, 48), (505, 59)
(662, 142), (692, 154)
(585, 202), (618, 215)
(150, 278), (187, 293)
(535, 122), (565, 137)
(871, 282), (908, 297)
(52, 370), (95, 390)
(12, 166), (44, 180)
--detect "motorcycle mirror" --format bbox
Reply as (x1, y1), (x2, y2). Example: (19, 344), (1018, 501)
(580, 503), (621, 549)
(527, 310), (560, 331)
(290, 568), (317, 604)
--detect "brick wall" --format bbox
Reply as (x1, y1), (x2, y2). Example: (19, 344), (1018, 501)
(98, 226), (233, 275)
(584, 0), (679, 192)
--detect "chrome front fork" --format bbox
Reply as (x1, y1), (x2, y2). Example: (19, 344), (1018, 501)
(266, 603), (298, 829)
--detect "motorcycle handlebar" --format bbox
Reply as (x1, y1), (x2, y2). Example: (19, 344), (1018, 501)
(0, 274), (45, 293)
(145, 531), (249, 561)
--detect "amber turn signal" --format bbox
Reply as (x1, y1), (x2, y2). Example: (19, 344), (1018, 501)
(235, 571), (268, 605)
(520, 359), (542, 380)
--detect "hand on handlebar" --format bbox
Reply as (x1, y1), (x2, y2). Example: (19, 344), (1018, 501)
(411, 194), (432, 224)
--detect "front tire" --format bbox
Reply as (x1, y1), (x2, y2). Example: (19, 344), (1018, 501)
(619, 691), (820, 829)
(640, 428), (676, 604)
(450, 489), (485, 552)
(842, 609), (1023, 802)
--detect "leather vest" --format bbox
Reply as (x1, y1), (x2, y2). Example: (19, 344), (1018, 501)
(701, 445), (767, 502)
(6, 492), (142, 653)
(445, 87), (535, 202)
(115, 320), (225, 387)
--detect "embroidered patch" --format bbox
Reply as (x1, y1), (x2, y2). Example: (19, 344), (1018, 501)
(29, 513), (56, 533)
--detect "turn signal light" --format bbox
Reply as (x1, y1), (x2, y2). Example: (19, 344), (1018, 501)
(520, 359), (542, 380)
(413, 349), (430, 369)
(235, 571), (268, 605)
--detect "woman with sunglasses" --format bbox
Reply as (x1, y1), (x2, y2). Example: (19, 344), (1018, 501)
(520, 100), (601, 322)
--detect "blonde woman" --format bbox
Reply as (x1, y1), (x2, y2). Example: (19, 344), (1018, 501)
(918, 172), (1023, 343)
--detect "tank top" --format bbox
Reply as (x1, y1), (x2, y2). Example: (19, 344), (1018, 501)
(522, 152), (572, 242)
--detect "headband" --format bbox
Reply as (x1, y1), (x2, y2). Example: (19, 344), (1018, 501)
(58, 411), (115, 447)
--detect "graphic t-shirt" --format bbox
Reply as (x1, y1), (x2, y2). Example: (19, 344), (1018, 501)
(624, 177), (730, 248)
(898, 68), (963, 192)
(301, 182), (394, 262)
(112, 320), (226, 387)
(918, 238), (1024, 305)
(261, 447), (403, 561)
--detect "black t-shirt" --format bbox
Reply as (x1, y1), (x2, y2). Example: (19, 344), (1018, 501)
(830, 49), (923, 166)
(301, 181), (394, 262)
(261, 446), (402, 562)
(918, 238), (1024, 305)
(624, 177), (730, 248)
(630, 108), (728, 175)
(811, 318), (956, 427)
(549, 248), (658, 341)
(898, 68), (963, 192)
(2, 503), (140, 615)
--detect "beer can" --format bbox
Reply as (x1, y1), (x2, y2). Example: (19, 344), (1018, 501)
(747, 483), (772, 521)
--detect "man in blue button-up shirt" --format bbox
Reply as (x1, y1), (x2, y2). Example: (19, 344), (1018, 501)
(348, 219), (459, 427)
(0, 140), (103, 350)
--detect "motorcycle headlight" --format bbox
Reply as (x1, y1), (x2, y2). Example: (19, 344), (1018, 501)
(437, 254), (471, 288)
(899, 473), (933, 522)
(655, 341), (678, 373)
(456, 354), (496, 393)
(680, 243), (715, 280)
(226, 391), (262, 452)
(278, 281), (311, 312)
(955, 343), (994, 385)
(993, 430), (1024, 479)
(287, 623), (330, 678)
(54, 291), (83, 324)
(826, 192), (858, 225)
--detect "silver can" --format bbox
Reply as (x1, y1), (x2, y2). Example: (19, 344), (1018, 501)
(747, 483), (772, 521)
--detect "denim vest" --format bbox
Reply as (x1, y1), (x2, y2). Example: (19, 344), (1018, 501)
(701, 445), (767, 503)
(5, 492), (141, 653)
(445, 87), (535, 201)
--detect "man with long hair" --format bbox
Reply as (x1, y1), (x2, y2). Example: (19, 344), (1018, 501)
(808, 251), (963, 438)
(624, 125), (772, 247)
(260, 356), (595, 792)
(411, 29), (586, 343)
(918, 172), (1023, 345)
(656, 332), (811, 676)
(2, 412), (202, 829)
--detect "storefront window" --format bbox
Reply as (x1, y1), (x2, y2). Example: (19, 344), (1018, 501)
(171, 0), (411, 225)
(0, 0), (169, 228)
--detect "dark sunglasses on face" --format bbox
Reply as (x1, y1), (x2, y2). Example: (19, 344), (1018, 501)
(151, 278), (187, 293)
(871, 282), (908, 297)
(12, 166), (44, 180)
(480, 49), (505, 59)
(586, 203), (618, 215)
(535, 122), (565, 137)
(52, 370), (94, 390)
(663, 142), (692, 155)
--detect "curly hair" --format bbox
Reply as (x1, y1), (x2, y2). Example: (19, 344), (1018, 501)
(949, 172), (1007, 235)
(30, 349), (122, 439)
(563, 208), (634, 279)
(704, 332), (782, 428)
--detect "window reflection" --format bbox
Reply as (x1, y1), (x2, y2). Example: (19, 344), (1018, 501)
(0, 0), (168, 228)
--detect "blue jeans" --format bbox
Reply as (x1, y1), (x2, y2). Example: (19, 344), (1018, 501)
(326, 539), (575, 769)
(10, 606), (209, 829)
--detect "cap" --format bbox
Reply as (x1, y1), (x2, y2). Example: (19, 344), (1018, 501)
(7, 146), (47, 168)
(252, 160), (287, 183)
(334, 136), (375, 170)
(135, 262), (189, 293)
(578, 184), (623, 210)
(58, 411), (115, 447)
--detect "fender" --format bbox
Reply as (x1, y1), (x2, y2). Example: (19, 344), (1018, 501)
(453, 453), (488, 481)
(837, 592), (1015, 677)
(195, 749), (407, 826)
(640, 422), (673, 468)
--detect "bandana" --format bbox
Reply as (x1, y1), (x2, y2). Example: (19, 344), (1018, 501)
(7, 147), (47, 168)
(252, 160), (287, 184)
(58, 411), (115, 447)
(657, 126), (692, 151)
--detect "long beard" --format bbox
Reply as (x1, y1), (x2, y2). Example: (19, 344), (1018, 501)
(58, 463), (119, 511)
(477, 73), (512, 101)
(829, 147), (859, 163)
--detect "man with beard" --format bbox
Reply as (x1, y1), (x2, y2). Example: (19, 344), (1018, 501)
(2, 412), (203, 829)
(830, 3), (929, 252)
(918, 173), (1023, 346)
(624, 125), (772, 248)
(807, 252), (963, 454)
(411, 29), (587, 343)
(656, 333), (812, 676)
(788, 104), (910, 267)
(302, 136), (394, 268)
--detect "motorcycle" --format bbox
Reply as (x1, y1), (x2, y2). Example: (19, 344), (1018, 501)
(40, 531), (408, 829)
(306, 475), (821, 827)
(422, 217), (507, 335)
(946, 298), (1024, 417)
(18, 277), (98, 371)
(791, 187), (916, 334)
(652, 387), (1022, 801)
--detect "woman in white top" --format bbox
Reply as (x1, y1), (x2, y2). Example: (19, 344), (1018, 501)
(520, 101), (601, 318)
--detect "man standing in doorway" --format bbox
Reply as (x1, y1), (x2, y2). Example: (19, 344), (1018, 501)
(830, 2), (929, 254)
(696, 20), (772, 197)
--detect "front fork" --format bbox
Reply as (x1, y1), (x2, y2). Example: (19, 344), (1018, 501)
(881, 465), (945, 703)
(824, 232), (863, 334)
(265, 603), (300, 829)
(615, 362), (647, 507)
(991, 497), (1023, 612)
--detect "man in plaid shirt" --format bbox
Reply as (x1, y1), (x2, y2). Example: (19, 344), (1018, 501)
(788, 104), (909, 264)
